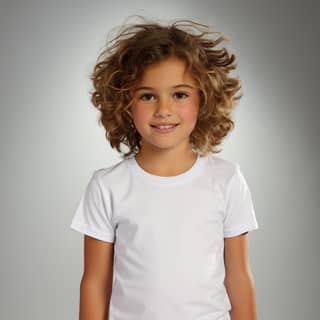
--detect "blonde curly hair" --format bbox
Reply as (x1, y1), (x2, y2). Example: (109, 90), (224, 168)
(90, 15), (242, 159)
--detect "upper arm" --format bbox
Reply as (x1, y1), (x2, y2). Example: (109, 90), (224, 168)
(82, 235), (114, 288)
(224, 231), (251, 279)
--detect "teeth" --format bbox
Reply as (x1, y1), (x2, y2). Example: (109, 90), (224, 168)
(155, 125), (175, 129)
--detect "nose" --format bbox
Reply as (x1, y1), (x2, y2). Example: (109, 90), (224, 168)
(155, 96), (174, 116)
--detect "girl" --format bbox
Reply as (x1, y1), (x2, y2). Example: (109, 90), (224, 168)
(70, 15), (259, 320)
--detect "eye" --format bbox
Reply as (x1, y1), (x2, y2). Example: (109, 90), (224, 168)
(139, 93), (155, 101)
(174, 92), (189, 99)
(139, 92), (189, 101)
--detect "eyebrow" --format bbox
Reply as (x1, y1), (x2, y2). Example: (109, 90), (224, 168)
(134, 84), (195, 92)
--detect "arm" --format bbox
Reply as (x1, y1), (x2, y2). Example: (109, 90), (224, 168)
(79, 235), (114, 320)
(224, 232), (258, 320)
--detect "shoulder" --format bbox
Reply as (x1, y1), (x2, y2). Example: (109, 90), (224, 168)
(92, 157), (131, 189)
(204, 154), (239, 183)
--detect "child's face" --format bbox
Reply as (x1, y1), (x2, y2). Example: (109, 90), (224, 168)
(130, 55), (200, 154)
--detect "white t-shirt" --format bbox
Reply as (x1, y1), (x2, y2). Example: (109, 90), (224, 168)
(70, 153), (259, 320)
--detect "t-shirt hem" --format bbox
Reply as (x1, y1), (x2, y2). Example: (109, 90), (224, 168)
(70, 220), (115, 243)
(223, 223), (259, 238)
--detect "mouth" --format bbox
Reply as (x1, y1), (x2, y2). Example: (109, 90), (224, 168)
(150, 123), (180, 128)
(150, 123), (180, 133)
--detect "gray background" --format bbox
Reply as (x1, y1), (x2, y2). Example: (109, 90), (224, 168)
(1, 0), (319, 319)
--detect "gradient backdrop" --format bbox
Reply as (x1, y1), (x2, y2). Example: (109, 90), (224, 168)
(1, 0), (319, 319)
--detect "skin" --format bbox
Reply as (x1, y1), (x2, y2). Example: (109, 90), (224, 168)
(129, 55), (201, 176)
(79, 55), (258, 320)
(224, 232), (258, 319)
(79, 236), (114, 320)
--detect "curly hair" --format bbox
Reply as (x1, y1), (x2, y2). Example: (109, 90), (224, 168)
(90, 15), (242, 159)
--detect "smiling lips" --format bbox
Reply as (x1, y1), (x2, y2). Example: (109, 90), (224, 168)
(150, 123), (179, 133)
(150, 123), (179, 128)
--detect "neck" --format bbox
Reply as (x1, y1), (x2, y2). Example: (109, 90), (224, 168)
(134, 147), (197, 177)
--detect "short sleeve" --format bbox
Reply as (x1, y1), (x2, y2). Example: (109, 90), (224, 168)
(70, 170), (115, 243)
(223, 163), (259, 238)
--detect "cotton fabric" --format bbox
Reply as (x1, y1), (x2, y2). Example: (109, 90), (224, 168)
(70, 153), (259, 320)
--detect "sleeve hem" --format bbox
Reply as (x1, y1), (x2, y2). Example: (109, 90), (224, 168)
(223, 223), (259, 238)
(70, 220), (115, 243)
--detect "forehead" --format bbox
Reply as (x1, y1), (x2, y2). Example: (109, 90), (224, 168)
(134, 56), (197, 90)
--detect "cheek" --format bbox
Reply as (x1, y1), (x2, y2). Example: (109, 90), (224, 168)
(131, 105), (150, 127)
(180, 104), (199, 125)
